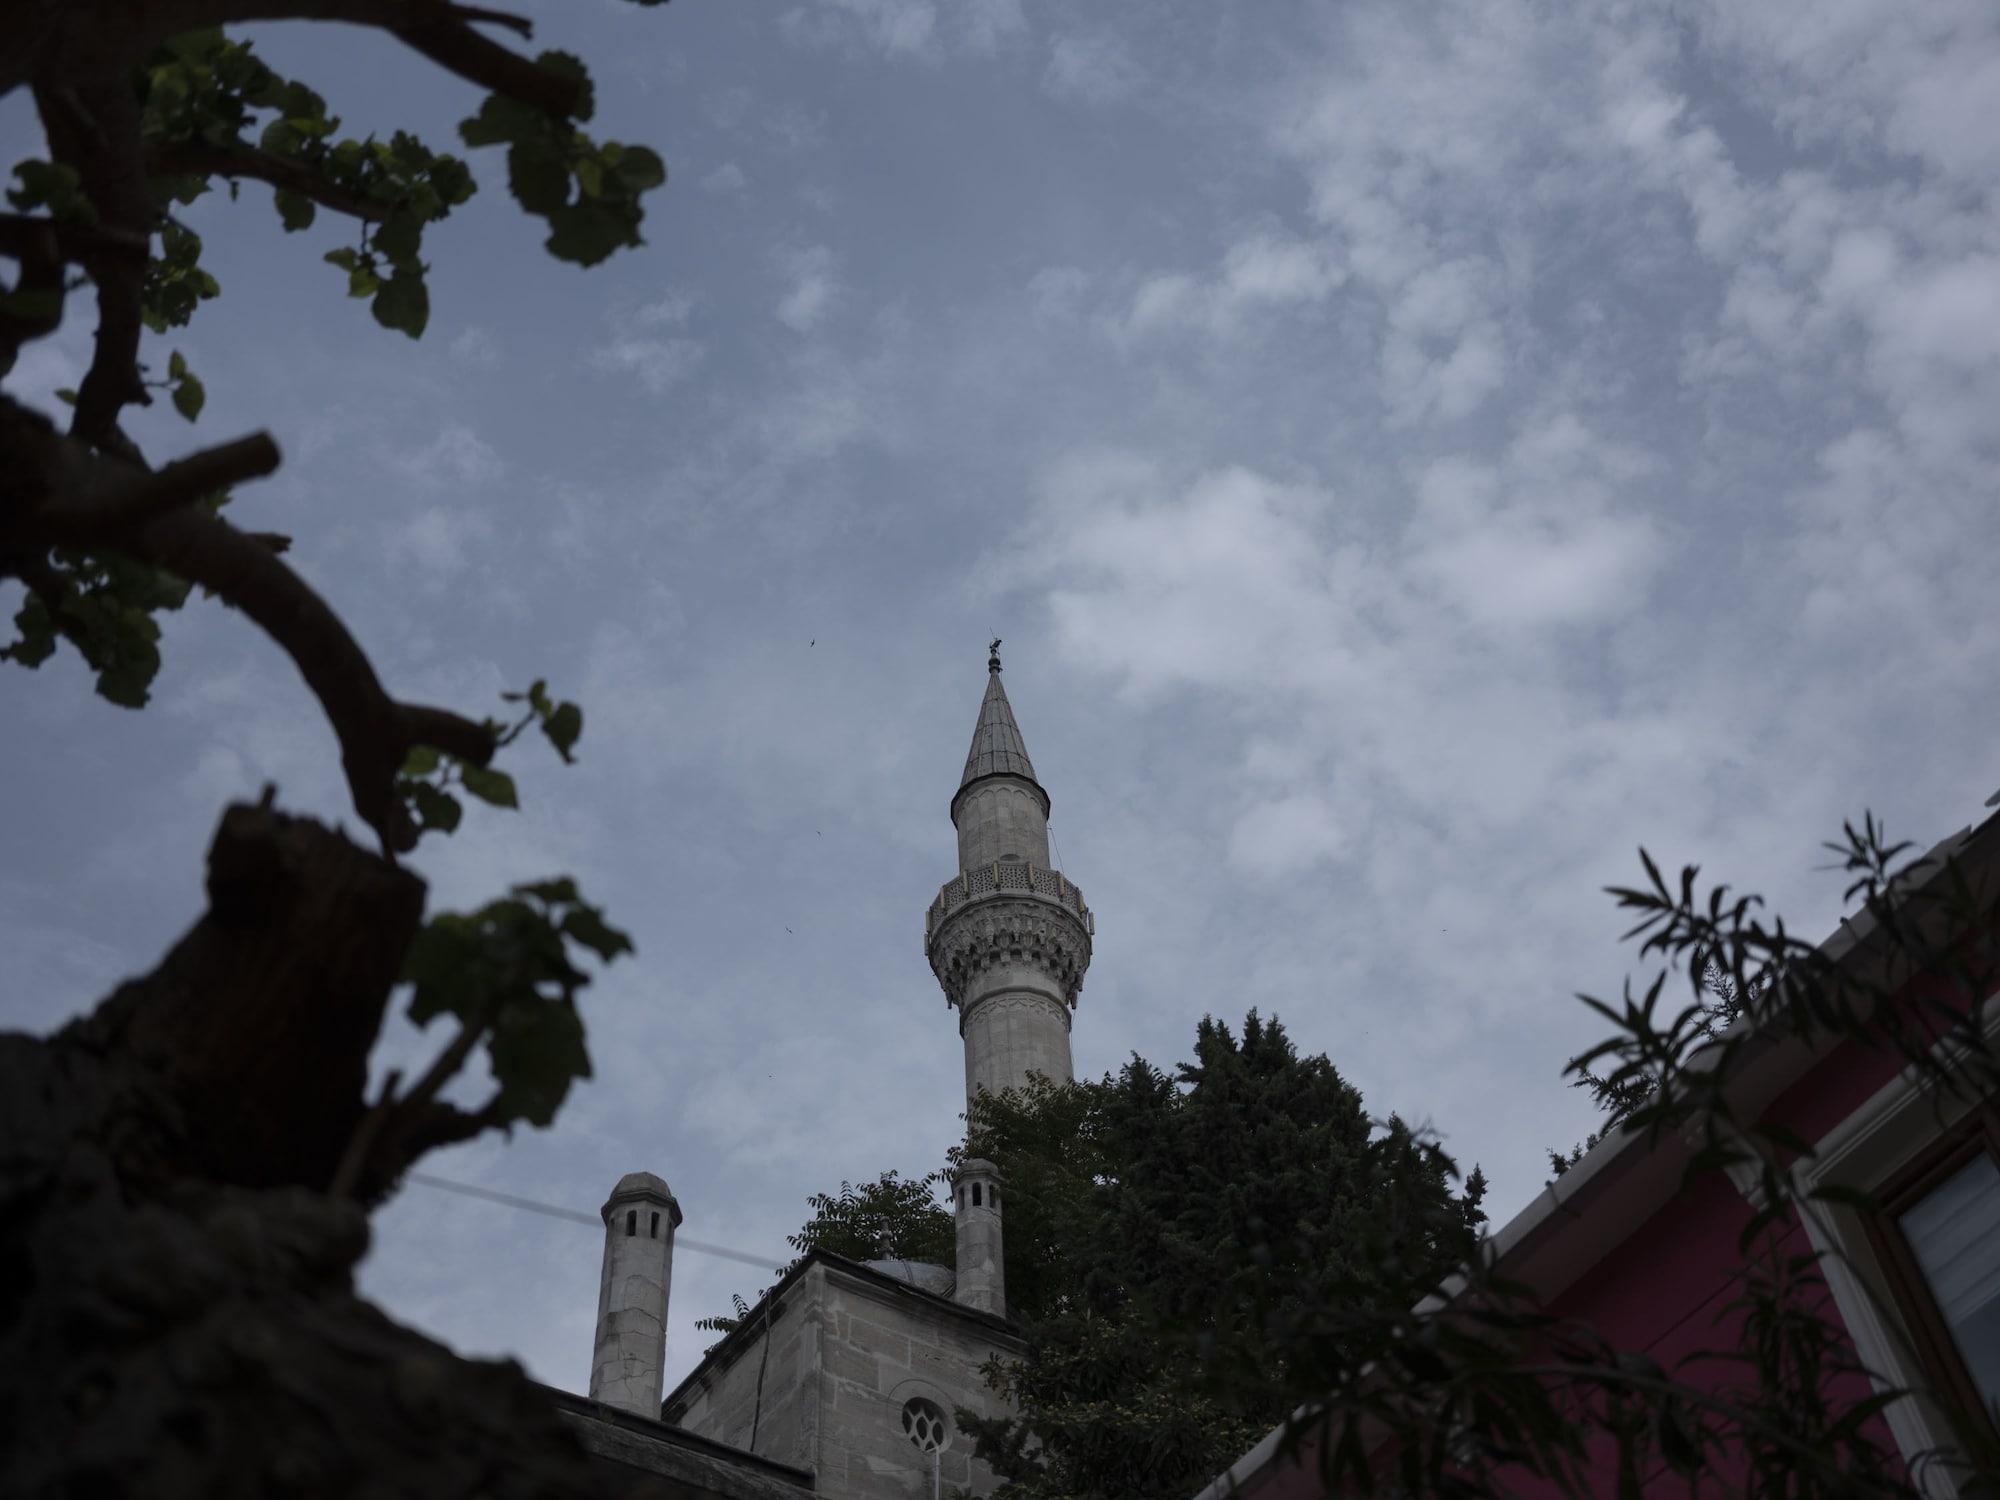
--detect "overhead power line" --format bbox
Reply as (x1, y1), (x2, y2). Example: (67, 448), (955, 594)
(408, 1171), (786, 1272)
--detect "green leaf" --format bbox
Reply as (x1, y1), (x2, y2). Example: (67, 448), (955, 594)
(507, 141), (570, 215)
(373, 211), (421, 267)
(460, 764), (518, 808)
(535, 51), (595, 121)
(168, 349), (188, 380)
(171, 370), (206, 422)
(562, 904), (634, 961)
(611, 145), (666, 193)
(514, 876), (580, 904)
(541, 701), (583, 761)
(400, 744), (441, 778)
(458, 93), (545, 148)
(2, 595), (57, 668)
(54, 387), (76, 406)
(273, 188), (315, 231)
(371, 268), (428, 337)
(260, 119), (303, 157)
(544, 199), (631, 267)
(411, 782), (462, 833)
(487, 995), (590, 1128)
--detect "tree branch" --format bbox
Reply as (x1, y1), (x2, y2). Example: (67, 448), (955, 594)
(145, 143), (390, 223)
(128, 506), (496, 850)
(2, 399), (494, 850)
(133, 1), (580, 117)
(40, 431), (282, 540)
(0, 213), (150, 264)
(0, 215), (66, 362)
(35, 78), (155, 451)
(340, 1011), (500, 1200)
(391, 15), (576, 116)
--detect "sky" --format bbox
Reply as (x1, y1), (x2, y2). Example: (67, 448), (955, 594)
(5, 0), (2000, 1400)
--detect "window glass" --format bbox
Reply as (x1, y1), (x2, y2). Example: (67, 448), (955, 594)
(1899, 1150), (2000, 1411)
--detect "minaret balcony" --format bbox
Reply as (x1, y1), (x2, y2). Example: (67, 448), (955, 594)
(924, 862), (1094, 944)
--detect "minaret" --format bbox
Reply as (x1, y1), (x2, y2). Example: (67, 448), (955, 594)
(924, 642), (1094, 1111)
(589, 1171), (682, 1417)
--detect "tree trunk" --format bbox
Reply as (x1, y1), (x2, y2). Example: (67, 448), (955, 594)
(0, 802), (673, 1499)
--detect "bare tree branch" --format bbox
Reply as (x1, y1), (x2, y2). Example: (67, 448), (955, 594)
(399, 703), (498, 765)
(40, 431), (281, 539)
(0, 215), (66, 362)
(0, 213), (150, 263)
(144, 143), (390, 222)
(131, 506), (496, 850)
(36, 78), (155, 451)
(390, 15), (574, 115)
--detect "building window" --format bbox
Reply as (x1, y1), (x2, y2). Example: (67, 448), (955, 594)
(901, 1396), (950, 1453)
(651, 1211), (660, 1239)
(1868, 1110), (2000, 1428)
(626, 1209), (636, 1237)
(1793, 1007), (2000, 1475)
(972, 1183), (981, 1207)
(992, 1187), (1000, 1209)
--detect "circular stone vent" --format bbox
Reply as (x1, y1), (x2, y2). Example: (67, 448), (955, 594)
(901, 1396), (950, 1453)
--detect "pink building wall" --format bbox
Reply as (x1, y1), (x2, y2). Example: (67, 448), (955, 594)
(1228, 996), (1951, 1499)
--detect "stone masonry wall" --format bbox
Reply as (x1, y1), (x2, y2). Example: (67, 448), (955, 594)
(670, 1273), (824, 1476)
(814, 1264), (1024, 1500)
(671, 1260), (1025, 1500)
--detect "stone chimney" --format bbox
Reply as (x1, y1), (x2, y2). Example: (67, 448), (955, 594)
(951, 1158), (1005, 1317)
(589, 1171), (681, 1416)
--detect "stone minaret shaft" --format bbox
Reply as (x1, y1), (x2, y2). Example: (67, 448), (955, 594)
(925, 646), (1094, 1111)
(590, 1171), (682, 1417)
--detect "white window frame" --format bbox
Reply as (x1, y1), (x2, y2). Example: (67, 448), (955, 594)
(1791, 1003), (2000, 1498)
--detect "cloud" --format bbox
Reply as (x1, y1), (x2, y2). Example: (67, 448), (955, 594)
(959, 0), (1027, 53)
(780, 0), (937, 59)
(1227, 792), (1346, 880)
(700, 162), (747, 194)
(1402, 417), (1666, 626)
(447, 326), (500, 370)
(1044, 33), (1145, 105)
(588, 294), (705, 395)
(774, 244), (840, 333)
(1027, 266), (1092, 323)
(388, 423), (506, 491)
(635, 292), (696, 329)
(390, 505), (491, 588)
(777, 0), (1024, 61)
(1124, 230), (1346, 339)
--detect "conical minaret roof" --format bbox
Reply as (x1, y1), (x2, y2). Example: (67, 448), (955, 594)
(960, 642), (1040, 790)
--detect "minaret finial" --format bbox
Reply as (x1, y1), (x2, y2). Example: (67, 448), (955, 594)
(988, 637), (1002, 673)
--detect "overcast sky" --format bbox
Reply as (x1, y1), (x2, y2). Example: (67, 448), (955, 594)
(5, 0), (2000, 1399)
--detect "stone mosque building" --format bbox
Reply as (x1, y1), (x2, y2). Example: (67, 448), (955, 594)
(549, 645), (1094, 1499)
